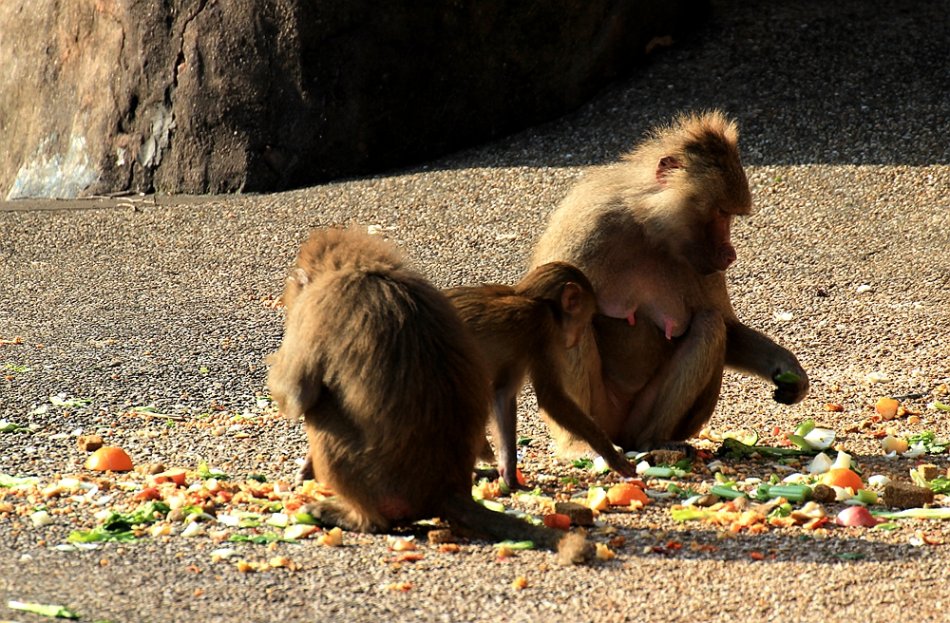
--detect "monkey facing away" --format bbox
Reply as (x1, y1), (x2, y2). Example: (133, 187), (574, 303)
(531, 111), (809, 452)
(445, 262), (638, 489)
(267, 228), (590, 562)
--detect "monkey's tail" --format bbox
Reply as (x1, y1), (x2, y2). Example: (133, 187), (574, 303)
(440, 493), (592, 565)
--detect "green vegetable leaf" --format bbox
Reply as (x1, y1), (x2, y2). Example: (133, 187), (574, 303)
(48, 394), (92, 408)
(926, 477), (950, 494)
(0, 420), (31, 433)
(0, 473), (39, 488)
(293, 511), (320, 525)
(710, 485), (747, 500)
(67, 527), (138, 543)
(670, 507), (717, 522)
(197, 461), (230, 480)
(907, 431), (949, 454)
(786, 434), (812, 451)
(768, 503), (793, 518)
(642, 466), (675, 478)
(571, 458), (594, 470)
(774, 371), (801, 384)
(495, 540), (535, 550)
(667, 483), (699, 498)
(7, 600), (80, 619)
(873, 508), (950, 520)
(228, 532), (295, 545)
(717, 437), (813, 459)
(101, 501), (170, 532)
(755, 484), (811, 503)
(673, 458), (694, 472)
(69, 501), (171, 542)
(793, 419), (816, 437)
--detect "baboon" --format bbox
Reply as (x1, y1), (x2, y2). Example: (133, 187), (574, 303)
(268, 228), (590, 563)
(531, 111), (808, 452)
(446, 262), (638, 488)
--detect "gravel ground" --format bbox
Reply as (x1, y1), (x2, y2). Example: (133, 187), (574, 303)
(1, 1), (948, 622)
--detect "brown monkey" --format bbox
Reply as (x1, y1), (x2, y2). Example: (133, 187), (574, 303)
(445, 262), (638, 488)
(267, 228), (590, 563)
(531, 111), (808, 452)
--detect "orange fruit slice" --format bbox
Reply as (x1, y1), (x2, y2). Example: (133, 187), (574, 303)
(84, 446), (134, 472)
(821, 467), (863, 491)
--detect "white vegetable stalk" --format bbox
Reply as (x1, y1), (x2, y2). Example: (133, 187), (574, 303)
(803, 427), (836, 450)
(831, 450), (852, 470)
(807, 452), (833, 474)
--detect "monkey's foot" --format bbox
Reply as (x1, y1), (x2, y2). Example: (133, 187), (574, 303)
(302, 499), (386, 533)
(473, 467), (500, 481)
(644, 442), (694, 464)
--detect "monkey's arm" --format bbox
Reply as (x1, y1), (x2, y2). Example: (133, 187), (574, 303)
(530, 355), (637, 478)
(725, 322), (808, 404)
(266, 349), (325, 420)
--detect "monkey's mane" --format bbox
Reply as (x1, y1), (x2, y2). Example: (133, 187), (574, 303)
(296, 227), (406, 279)
(619, 110), (744, 244)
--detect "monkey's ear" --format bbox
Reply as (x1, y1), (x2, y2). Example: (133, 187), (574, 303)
(561, 282), (583, 314)
(656, 156), (683, 185)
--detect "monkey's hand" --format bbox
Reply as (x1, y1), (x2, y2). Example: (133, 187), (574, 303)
(772, 367), (809, 405)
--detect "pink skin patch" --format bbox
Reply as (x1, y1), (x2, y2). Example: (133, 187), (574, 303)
(664, 318), (675, 341)
(379, 496), (414, 521)
(626, 311), (636, 326)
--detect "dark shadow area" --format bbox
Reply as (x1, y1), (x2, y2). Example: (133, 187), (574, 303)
(617, 525), (927, 564)
(421, 0), (948, 171)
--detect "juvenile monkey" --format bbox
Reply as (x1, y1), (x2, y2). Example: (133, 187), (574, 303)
(531, 111), (808, 452)
(267, 228), (590, 563)
(445, 262), (638, 488)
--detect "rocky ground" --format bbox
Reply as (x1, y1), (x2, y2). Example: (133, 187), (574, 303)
(1, 1), (948, 622)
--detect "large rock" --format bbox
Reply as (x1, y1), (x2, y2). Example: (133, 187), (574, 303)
(0, 0), (706, 199)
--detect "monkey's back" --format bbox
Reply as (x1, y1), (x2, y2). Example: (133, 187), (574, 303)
(286, 229), (491, 519)
(445, 284), (548, 388)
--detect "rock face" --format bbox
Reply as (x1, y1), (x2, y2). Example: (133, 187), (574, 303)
(0, 0), (706, 198)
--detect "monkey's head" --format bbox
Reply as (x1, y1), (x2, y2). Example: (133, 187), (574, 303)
(517, 262), (598, 348)
(282, 228), (406, 311)
(642, 111), (753, 275)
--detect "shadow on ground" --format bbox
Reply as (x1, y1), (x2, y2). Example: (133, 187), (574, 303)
(416, 0), (948, 171)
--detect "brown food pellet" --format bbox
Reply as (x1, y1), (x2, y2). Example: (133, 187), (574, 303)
(883, 481), (935, 509)
(426, 528), (456, 545)
(917, 464), (941, 482)
(554, 501), (594, 527)
(811, 484), (837, 504)
(77, 434), (104, 452)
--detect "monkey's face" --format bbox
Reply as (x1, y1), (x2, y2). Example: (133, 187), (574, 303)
(686, 165), (751, 275)
(674, 203), (743, 276)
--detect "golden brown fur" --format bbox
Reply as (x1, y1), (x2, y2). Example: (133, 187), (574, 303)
(446, 262), (637, 488)
(268, 228), (591, 562)
(531, 111), (808, 452)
